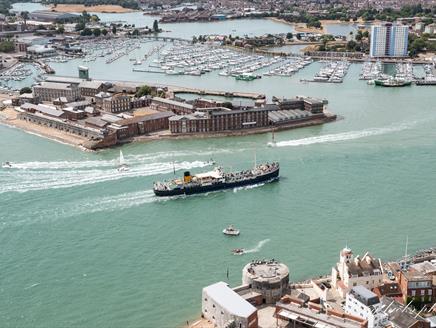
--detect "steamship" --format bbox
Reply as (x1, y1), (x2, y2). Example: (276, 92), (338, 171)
(153, 162), (279, 197)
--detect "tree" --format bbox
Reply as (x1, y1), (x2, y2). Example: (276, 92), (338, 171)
(0, 40), (15, 53)
(102, 29), (108, 36)
(20, 87), (32, 95)
(153, 19), (159, 33)
(81, 28), (92, 36)
(75, 21), (85, 31)
(136, 85), (152, 97)
(222, 102), (233, 109)
(93, 28), (101, 37)
(346, 40), (358, 51)
(132, 29), (139, 36)
(286, 32), (293, 40)
(111, 25), (117, 34)
(57, 25), (64, 34)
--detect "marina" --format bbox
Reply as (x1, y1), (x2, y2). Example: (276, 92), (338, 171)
(1, 2), (436, 328)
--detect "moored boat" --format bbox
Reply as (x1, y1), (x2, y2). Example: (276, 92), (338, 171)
(374, 78), (412, 87)
(153, 162), (279, 197)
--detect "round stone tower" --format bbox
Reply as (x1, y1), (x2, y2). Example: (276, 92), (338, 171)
(242, 259), (289, 304)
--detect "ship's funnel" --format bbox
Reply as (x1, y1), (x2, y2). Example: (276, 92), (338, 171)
(183, 171), (192, 183)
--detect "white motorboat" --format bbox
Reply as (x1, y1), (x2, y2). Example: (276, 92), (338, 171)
(117, 150), (129, 172)
(223, 225), (240, 236)
(267, 131), (277, 147)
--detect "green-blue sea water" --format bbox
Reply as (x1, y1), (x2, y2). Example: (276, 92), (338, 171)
(1, 3), (435, 328)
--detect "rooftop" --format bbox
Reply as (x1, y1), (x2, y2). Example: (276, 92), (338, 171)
(203, 282), (256, 318)
(35, 82), (76, 91)
(152, 97), (194, 110)
(243, 259), (289, 282)
(117, 111), (174, 125)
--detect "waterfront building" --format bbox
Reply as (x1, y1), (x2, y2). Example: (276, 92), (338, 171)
(276, 295), (367, 328)
(379, 297), (431, 328)
(424, 24), (436, 35)
(78, 81), (104, 97)
(33, 82), (80, 102)
(169, 107), (269, 134)
(331, 248), (383, 298)
(370, 23), (409, 58)
(242, 260), (289, 304)
(101, 94), (131, 113)
(29, 10), (79, 23)
(111, 111), (173, 139)
(396, 261), (435, 305)
(150, 97), (194, 114)
(202, 282), (258, 328)
(18, 104), (104, 139)
(345, 286), (388, 328)
(26, 45), (56, 58)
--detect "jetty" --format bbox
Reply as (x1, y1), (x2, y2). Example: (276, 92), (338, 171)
(168, 86), (265, 99)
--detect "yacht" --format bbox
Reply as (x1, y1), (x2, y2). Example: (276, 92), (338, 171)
(223, 225), (240, 236)
(117, 150), (129, 172)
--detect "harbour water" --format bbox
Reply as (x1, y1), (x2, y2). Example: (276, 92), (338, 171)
(2, 3), (436, 328)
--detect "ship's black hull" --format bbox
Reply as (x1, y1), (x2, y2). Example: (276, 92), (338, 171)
(153, 168), (279, 197)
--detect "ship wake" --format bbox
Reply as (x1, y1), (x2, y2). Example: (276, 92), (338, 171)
(244, 239), (270, 254)
(275, 121), (418, 148)
(0, 160), (209, 193)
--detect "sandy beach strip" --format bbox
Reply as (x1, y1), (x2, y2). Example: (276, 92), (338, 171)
(48, 4), (136, 13)
(267, 17), (325, 34)
(0, 107), (90, 150)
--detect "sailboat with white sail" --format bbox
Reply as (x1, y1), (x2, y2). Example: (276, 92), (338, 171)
(117, 150), (129, 172)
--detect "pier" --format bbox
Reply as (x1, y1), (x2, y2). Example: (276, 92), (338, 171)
(168, 86), (265, 100)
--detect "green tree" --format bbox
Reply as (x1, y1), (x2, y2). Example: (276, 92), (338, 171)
(102, 29), (108, 36)
(20, 87), (32, 94)
(81, 28), (92, 36)
(93, 28), (101, 37)
(0, 40), (15, 53)
(286, 32), (293, 40)
(75, 21), (85, 31)
(57, 25), (64, 34)
(111, 25), (117, 34)
(346, 40), (358, 51)
(153, 19), (159, 33)
(136, 85), (152, 97)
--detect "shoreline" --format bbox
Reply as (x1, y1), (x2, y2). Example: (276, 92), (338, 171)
(0, 106), (337, 151)
(267, 17), (325, 34)
(48, 4), (137, 13)
(0, 108), (93, 152)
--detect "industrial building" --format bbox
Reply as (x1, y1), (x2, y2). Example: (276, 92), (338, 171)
(370, 23), (409, 58)
(202, 282), (258, 328)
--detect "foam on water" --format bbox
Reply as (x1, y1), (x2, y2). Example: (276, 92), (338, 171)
(0, 160), (209, 193)
(0, 190), (159, 230)
(275, 121), (417, 148)
(244, 239), (270, 254)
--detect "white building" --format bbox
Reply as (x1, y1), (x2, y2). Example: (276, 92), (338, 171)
(202, 282), (258, 328)
(331, 248), (383, 298)
(424, 24), (436, 35)
(370, 23), (409, 57)
(345, 286), (388, 328)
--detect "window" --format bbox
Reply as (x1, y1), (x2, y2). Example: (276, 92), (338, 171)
(411, 290), (416, 296)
